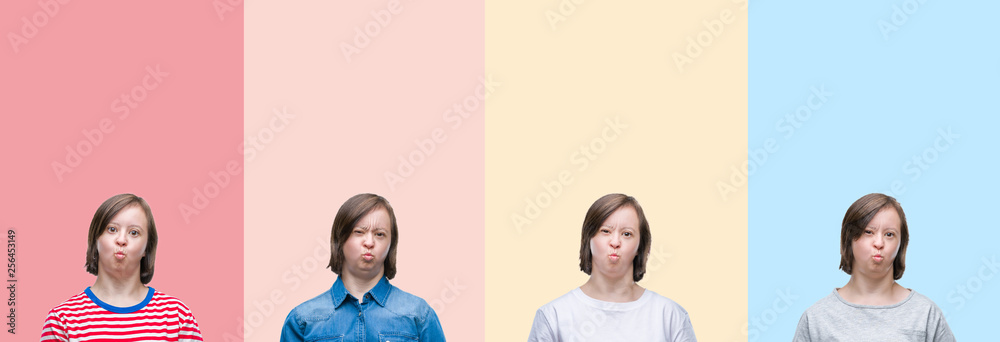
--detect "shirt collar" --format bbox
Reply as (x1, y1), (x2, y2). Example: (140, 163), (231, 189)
(330, 275), (392, 308)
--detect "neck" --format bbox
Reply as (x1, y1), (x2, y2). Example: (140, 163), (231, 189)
(581, 270), (642, 303)
(839, 270), (906, 305)
(91, 272), (147, 306)
(342, 269), (384, 301)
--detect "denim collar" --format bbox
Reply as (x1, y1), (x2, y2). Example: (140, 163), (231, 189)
(330, 275), (391, 308)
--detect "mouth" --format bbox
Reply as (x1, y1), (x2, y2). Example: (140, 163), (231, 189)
(873, 254), (883, 262)
(362, 252), (374, 261)
(115, 249), (126, 260)
(609, 252), (620, 262)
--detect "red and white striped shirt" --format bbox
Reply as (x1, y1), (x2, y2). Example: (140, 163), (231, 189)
(40, 287), (203, 342)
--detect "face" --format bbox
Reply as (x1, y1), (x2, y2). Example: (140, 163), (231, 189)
(342, 207), (391, 280)
(589, 206), (641, 280)
(851, 206), (901, 278)
(96, 205), (149, 278)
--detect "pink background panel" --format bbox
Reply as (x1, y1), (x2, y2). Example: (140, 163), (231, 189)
(0, 2), (242, 341)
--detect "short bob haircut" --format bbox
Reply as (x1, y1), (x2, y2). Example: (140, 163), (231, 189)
(85, 193), (158, 284)
(579, 193), (652, 282)
(327, 193), (399, 279)
(839, 193), (909, 280)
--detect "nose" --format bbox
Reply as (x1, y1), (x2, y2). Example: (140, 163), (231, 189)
(362, 232), (375, 248)
(609, 234), (621, 249)
(115, 231), (127, 246)
(873, 235), (884, 249)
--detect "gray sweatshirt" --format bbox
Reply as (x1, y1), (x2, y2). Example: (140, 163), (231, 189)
(793, 289), (955, 342)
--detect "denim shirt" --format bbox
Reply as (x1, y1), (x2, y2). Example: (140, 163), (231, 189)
(281, 276), (446, 342)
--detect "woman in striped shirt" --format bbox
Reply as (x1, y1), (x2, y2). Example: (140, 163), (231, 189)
(40, 194), (203, 342)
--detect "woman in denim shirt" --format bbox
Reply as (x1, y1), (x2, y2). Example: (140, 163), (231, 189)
(281, 193), (446, 342)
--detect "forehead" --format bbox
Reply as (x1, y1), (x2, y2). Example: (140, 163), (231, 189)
(868, 206), (901, 227)
(601, 205), (639, 226)
(109, 205), (148, 225)
(356, 207), (391, 226)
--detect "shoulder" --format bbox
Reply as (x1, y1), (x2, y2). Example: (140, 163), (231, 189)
(286, 289), (337, 323)
(150, 291), (194, 309)
(801, 290), (841, 316)
(904, 290), (945, 314)
(906, 290), (936, 305)
(44, 292), (88, 331)
(42, 291), (90, 341)
(642, 289), (690, 315)
(535, 289), (579, 316)
(385, 285), (437, 320)
(795, 291), (841, 334)
(46, 291), (91, 317)
(529, 289), (579, 336)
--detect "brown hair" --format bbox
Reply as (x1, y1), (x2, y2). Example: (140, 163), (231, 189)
(579, 193), (652, 282)
(328, 193), (399, 279)
(839, 193), (909, 280)
(85, 194), (158, 284)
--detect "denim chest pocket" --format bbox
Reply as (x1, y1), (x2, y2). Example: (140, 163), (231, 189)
(378, 331), (419, 342)
(305, 335), (344, 342)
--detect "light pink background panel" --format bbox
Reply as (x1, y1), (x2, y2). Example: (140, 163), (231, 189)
(245, 0), (484, 341)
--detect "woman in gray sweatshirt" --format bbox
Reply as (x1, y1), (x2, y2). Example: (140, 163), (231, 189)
(793, 193), (955, 341)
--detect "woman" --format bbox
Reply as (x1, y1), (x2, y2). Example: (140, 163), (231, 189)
(793, 193), (955, 341)
(281, 193), (446, 341)
(41, 194), (202, 341)
(528, 193), (697, 342)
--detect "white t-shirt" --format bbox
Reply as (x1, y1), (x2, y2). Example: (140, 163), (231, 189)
(528, 287), (697, 342)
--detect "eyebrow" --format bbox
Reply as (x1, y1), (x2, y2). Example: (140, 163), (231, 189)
(108, 221), (144, 227)
(600, 225), (636, 230)
(866, 225), (899, 232)
(123, 224), (144, 230)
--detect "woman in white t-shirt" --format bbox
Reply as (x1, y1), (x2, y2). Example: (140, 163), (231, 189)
(528, 193), (697, 342)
